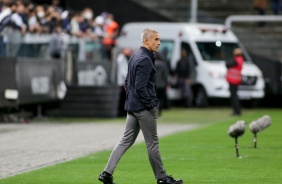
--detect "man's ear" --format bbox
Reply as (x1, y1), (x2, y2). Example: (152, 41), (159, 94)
(146, 39), (151, 46)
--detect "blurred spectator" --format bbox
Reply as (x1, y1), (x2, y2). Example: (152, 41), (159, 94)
(11, 2), (27, 33)
(102, 13), (119, 60)
(49, 24), (62, 59)
(80, 7), (97, 40)
(0, 0), (12, 12)
(21, 1), (31, 31)
(253, 0), (268, 26)
(70, 11), (84, 37)
(116, 48), (132, 116)
(100, 11), (108, 22)
(0, 1), (12, 30)
(6, 2), (27, 56)
(82, 7), (94, 22)
(80, 7), (92, 32)
(174, 48), (194, 107)
(10, 1), (17, 13)
(51, 0), (62, 14)
(93, 15), (105, 41)
(61, 10), (72, 34)
(26, 2), (36, 32)
(0, 0), (12, 56)
(271, 0), (280, 14)
(34, 5), (48, 33)
(155, 52), (169, 116)
(253, 0), (268, 15)
(45, 5), (61, 33)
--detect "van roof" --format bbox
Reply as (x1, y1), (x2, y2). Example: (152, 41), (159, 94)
(117, 22), (238, 48)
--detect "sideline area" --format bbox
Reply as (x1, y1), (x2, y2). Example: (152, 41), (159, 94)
(0, 122), (199, 179)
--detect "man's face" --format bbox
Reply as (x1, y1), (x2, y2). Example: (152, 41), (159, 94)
(146, 32), (161, 52)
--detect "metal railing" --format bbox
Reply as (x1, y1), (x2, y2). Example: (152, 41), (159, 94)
(225, 15), (282, 28)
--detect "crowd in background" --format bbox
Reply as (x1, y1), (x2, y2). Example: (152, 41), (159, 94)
(253, 0), (281, 15)
(0, 0), (119, 59)
(253, 0), (281, 26)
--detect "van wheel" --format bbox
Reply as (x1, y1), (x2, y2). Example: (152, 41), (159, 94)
(194, 87), (209, 107)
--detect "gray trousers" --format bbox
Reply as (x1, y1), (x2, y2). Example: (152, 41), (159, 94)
(104, 107), (167, 179)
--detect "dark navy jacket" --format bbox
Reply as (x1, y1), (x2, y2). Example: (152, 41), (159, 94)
(124, 46), (160, 112)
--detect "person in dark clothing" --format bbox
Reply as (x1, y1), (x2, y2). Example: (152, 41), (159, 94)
(253, 0), (268, 26)
(49, 25), (62, 58)
(155, 52), (169, 116)
(271, 0), (280, 15)
(226, 48), (244, 116)
(174, 48), (193, 107)
(98, 28), (183, 184)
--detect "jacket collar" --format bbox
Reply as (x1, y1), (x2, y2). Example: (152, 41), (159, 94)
(140, 46), (155, 62)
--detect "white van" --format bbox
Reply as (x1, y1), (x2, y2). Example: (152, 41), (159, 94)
(116, 22), (265, 107)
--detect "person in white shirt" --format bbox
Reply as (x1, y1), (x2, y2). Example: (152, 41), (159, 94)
(116, 48), (132, 116)
(117, 48), (132, 86)
(0, 2), (11, 56)
(0, 5), (11, 23)
(5, 3), (26, 56)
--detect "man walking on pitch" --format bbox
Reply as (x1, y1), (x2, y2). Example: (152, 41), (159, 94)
(98, 28), (183, 184)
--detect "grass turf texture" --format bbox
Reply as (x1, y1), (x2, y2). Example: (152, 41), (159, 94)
(0, 108), (281, 184)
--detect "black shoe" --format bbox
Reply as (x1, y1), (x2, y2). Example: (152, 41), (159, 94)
(157, 175), (183, 184)
(98, 171), (115, 184)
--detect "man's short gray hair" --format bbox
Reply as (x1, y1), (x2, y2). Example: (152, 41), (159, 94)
(141, 28), (158, 44)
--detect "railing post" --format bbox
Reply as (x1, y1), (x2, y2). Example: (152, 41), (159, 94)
(190, 0), (198, 23)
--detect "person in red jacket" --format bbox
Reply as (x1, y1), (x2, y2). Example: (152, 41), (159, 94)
(226, 48), (244, 116)
(102, 13), (119, 60)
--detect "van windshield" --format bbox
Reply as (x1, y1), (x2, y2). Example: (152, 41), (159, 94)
(196, 42), (248, 62)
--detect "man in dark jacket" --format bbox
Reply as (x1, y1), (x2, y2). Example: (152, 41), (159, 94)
(174, 48), (193, 107)
(98, 28), (183, 184)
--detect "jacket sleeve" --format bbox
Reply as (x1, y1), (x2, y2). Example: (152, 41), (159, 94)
(226, 58), (238, 68)
(135, 57), (155, 110)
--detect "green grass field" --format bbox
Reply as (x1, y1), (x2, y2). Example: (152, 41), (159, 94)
(0, 108), (281, 184)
